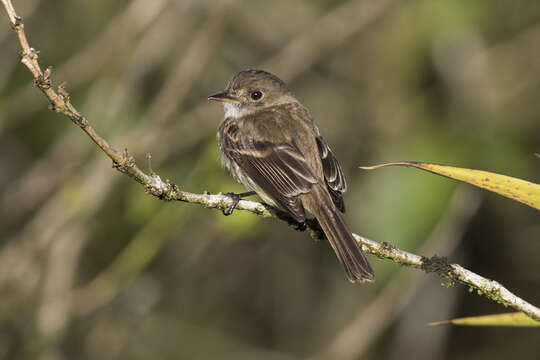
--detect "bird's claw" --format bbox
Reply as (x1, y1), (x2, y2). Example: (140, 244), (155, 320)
(221, 191), (256, 216)
(222, 192), (241, 216)
(294, 222), (307, 232)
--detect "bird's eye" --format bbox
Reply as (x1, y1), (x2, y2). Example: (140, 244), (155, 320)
(250, 91), (263, 101)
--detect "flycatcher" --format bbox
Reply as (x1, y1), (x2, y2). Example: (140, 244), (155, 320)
(208, 69), (374, 283)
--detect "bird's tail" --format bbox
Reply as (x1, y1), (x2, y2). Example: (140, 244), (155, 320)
(307, 187), (374, 283)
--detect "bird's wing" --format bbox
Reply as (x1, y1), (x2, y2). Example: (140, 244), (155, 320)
(221, 123), (318, 222)
(316, 136), (347, 212)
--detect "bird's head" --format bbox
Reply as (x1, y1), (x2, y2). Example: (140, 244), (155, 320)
(208, 69), (296, 118)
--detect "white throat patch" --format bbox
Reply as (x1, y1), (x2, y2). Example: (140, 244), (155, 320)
(223, 103), (250, 119)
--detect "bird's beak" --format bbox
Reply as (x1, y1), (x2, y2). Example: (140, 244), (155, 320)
(208, 91), (241, 103)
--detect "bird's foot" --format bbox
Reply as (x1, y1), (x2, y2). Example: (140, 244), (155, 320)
(222, 191), (256, 216)
(294, 221), (307, 232)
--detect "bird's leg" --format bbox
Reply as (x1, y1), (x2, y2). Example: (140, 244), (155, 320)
(222, 191), (256, 216)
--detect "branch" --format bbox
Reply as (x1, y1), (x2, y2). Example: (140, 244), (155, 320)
(2, 0), (539, 322)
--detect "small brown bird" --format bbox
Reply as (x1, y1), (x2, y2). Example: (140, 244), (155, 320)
(209, 69), (374, 283)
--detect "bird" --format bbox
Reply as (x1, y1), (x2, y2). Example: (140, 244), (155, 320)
(208, 69), (374, 283)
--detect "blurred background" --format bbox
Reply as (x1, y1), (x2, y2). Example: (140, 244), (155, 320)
(0, 0), (539, 359)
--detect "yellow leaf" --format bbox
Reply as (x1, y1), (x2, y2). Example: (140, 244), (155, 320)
(428, 312), (540, 327)
(360, 161), (540, 210)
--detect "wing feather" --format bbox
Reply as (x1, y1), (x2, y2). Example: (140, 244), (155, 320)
(222, 124), (318, 222)
(316, 136), (347, 212)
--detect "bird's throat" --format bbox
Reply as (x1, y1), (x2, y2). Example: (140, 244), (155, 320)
(223, 103), (251, 119)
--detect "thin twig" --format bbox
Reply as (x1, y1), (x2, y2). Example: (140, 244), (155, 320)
(1, 0), (390, 222)
(0, 0), (168, 132)
(0, 0), (237, 290)
(2, 0), (539, 322)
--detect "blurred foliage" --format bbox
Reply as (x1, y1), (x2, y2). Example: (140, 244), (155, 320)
(0, 0), (539, 359)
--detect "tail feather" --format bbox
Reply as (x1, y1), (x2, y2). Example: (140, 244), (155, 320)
(307, 188), (374, 283)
